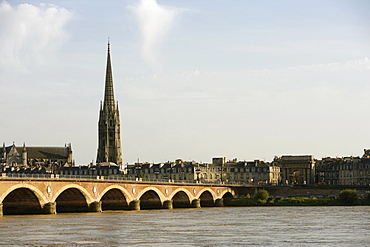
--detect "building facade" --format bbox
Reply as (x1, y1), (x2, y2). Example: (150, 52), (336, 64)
(0, 142), (73, 173)
(126, 157), (280, 185)
(315, 157), (341, 185)
(206, 158), (280, 185)
(59, 163), (123, 177)
(274, 155), (316, 185)
(315, 149), (370, 186)
(126, 160), (200, 182)
(96, 43), (122, 165)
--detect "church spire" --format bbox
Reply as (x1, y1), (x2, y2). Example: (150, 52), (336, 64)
(97, 42), (122, 165)
(104, 41), (115, 111)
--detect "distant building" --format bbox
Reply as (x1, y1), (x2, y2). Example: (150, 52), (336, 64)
(274, 155), (315, 185)
(126, 160), (200, 181)
(126, 157), (280, 185)
(207, 158), (280, 185)
(59, 163), (123, 177)
(0, 142), (73, 173)
(315, 157), (341, 185)
(315, 149), (370, 186)
(96, 42), (122, 166)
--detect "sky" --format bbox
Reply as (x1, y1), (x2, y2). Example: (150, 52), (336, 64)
(1, 0), (370, 165)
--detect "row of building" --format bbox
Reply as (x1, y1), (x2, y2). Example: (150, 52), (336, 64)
(1, 142), (370, 186)
(124, 158), (280, 185)
(315, 149), (370, 186)
(116, 151), (370, 186)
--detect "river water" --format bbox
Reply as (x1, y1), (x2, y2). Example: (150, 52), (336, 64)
(0, 206), (369, 246)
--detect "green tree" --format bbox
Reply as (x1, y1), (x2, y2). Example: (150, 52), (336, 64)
(255, 189), (269, 202)
(338, 189), (358, 205)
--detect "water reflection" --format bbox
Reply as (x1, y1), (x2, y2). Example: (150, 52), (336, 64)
(0, 206), (369, 246)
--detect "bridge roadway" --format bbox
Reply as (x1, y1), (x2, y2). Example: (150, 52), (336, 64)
(0, 174), (238, 216)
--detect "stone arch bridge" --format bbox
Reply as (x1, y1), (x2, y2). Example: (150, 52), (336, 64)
(0, 176), (237, 215)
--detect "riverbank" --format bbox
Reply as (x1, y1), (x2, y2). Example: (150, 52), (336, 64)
(227, 197), (370, 206)
(227, 189), (370, 207)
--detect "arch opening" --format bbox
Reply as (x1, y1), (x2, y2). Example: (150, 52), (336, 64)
(101, 189), (128, 211)
(290, 170), (304, 185)
(139, 190), (162, 209)
(199, 191), (215, 207)
(222, 192), (234, 206)
(2, 188), (43, 215)
(172, 191), (191, 208)
(55, 188), (89, 213)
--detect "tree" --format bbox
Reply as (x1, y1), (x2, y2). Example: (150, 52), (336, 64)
(338, 189), (358, 205)
(255, 189), (269, 202)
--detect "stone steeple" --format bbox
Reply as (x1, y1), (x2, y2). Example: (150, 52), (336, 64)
(96, 42), (122, 165)
(103, 42), (115, 111)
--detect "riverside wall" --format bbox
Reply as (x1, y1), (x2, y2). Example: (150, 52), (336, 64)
(233, 185), (370, 198)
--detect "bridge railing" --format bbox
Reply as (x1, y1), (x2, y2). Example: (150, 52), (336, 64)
(0, 173), (251, 186)
(2, 173), (53, 179)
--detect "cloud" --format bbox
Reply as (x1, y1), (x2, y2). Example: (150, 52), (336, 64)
(0, 1), (72, 70)
(129, 0), (177, 69)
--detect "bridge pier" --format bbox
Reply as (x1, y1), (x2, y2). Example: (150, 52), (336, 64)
(89, 201), (102, 212)
(43, 202), (57, 214)
(129, 200), (140, 211)
(163, 200), (173, 209)
(191, 199), (201, 208)
(0, 203), (2, 216)
(215, 198), (224, 207)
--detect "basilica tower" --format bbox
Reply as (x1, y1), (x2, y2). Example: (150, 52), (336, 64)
(96, 42), (122, 165)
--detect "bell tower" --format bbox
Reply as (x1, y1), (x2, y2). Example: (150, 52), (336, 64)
(96, 42), (122, 165)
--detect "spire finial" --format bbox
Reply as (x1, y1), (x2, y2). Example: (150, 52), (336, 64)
(107, 37), (110, 51)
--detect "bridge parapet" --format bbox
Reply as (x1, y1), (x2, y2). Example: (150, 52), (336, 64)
(1, 173), (252, 187)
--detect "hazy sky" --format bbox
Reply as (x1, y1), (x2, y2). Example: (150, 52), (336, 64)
(1, 0), (370, 165)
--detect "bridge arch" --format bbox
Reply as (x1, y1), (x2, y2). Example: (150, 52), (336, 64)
(51, 184), (94, 203)
(170, 188), (193, 208)
(221, 190), (235, 206)
(137, 187), (165, 209)
(98, 185), (132, 211)
(52, 184), (94, 213)
(98, 185), (133, 202)
(0, 184), (47, 205)
(0, 185), (47, 215)
(196, 188), (217, 200)
(197, 188), (216, 207)
(220, 189), (235, 199)
(136, 187), (166, 202)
